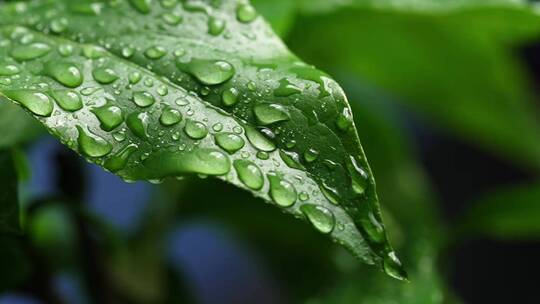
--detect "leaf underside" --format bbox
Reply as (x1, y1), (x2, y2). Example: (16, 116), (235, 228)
(0, 0), (405, 279)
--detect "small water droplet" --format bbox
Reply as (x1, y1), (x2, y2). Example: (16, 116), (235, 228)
(145, 46), (167, 60)
(50, 18), (68, 34)
(336, 107), (353, 131)
(76, 126), (112, 157)
(157, 85), (168, 96)
(215, 132), (245, 154)
(256, 151), (269, 160)
(129, 71), (142, 84)
(268, 174), (297, 207)
(50, 90), (83, 112)
(160, 107), (182, 126)
(304, 148), (319, 163)
(347, 156), (368, 195)
(92, 67), (119, 84)
(212, 123), (223, 132)
(129, 0), (152, 14)
(58, 44), (74, 57)
(222, 87), (239, 106)
(0, 63), (20, 76)
(383, 252), (408, 282)
(300, 204), (335, 234)
(236, 3), (257, 23)
(184, 120), (208, 139)
(162, 12), (183, 25)
(121, 46), (135, 58)
(132, 91), (155, 107)
(234, 160), (264, 190)
(254, 103), (289, 125)
(320, 181), (339, 205)
(208, 16), (226, 36)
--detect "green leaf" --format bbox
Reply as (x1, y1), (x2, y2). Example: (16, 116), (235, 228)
(0, 101), (44, 149)
(0, 0), (404, 278)
(460, 182), (540, 240)
(0, 150), (20, 234)
(287, 4), (540, 169)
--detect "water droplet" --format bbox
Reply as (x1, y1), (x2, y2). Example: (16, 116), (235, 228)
(299, 192), (309, 201)
(245, 126), (276, 152)
(44, 62), (83, 88)
(0, 64), (20, 76)
(162, 12), (182, 25)
(50, 90), (83, 112)
(208, 16), (226, 36)
(82, 45), (106, 59)
(256, 151), (269, 160)
(215, 132), (245, 154)
(127, 112), (150, 139)
(157, 85), (168, 96)
(2, 90), (53, 116)
(92, 67), (118, 84)
(146, 148), (231, 176)
(236, 3), (257, 23)
(92, 103), (124, 131)
(113, 129), (127, 142)
(347, 156), (368, 195)
(274, 79), (301, 97)
(182, 59), (235, 85)
(104, 144), (137, 172)
(320, 181), (339, 205)
(184, 120), (208, 139)
(300, 205), (335, 234)
(160, 107), (182, 126)
(234, 160), (264, 190)
(77, 126), (112, 157)
(145, 46), (167, 60)
(362, 211), (385, 244)
(304, 148), (319, 163)
(268, 174), (297, 207)
(279, 150), (304, 170)
(212, 122), (223, 132)
(175, 97), (189, 106)
(336, 107), (353, 131)
(132, 91), (155, 107)
(129, 0), (152, 14)
(222, 87), (239, 106)
(58, 44), (74, 57)
(50, 18), (68, 34)
(10, 43), (51, 61)
(383, 252), (408, 282)
(121, 46), (135, 58)
(254, 103), (289, 125)
(173, 49), (185, 57)
(247, 81), (256, 91)
(129, 71), (142, 84)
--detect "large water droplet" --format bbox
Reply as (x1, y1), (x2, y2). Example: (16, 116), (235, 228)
(182, 59), (235, 85)
(236, 3), (257, 23)
(129, 0), (152, 14)
(245, 126), (276, 152)
(77, 126), (112, 157)
(184, 120), (208, 139)
(92, 67), (119, 84)
(254, 103), (290, 125)
(104, 144), (137, 173)
(160, 107), (182, 126)
(2, 90), (53, 117)
(234, 160), (263, 190)
(215, 132), (245, 154)
(0, 64), (20, 76)
(268, 174), (296, 207)
(10, 43), (51, 61)
(127, 112), (150, 139)
(132, 91), (155, 107)
(146, 148), (231, 176)
(300, 204), (335, 234)
(347, 156), (368, 195)
(50, 90), (83, 112)
(44, 62), (83, 88)
(92, 104), (124, 131)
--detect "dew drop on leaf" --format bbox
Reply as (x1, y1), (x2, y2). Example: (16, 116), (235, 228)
(10, 42), (51, 61)
(2, 90), (53, 117)
(0, 64), (20, 76)
(183, 59), (235, 85)
(126, 112), (150, 139)
(92, 104), (124, 131)
(244, 126), (276, 152)
(254, 103), (290, 125)
(184, 119), (208, 139)
(268, 174), (297, 207)
(234, 159), (264, 190)
(44, 61), (83, 88)
(92, 67), (119, 84)
(236, 3), (257, 23)
(159, 107), (182, 126)
(76, 126), (112, 158)
(222, 87), (239, 106)
(132, 91), (155, 107)
(300, 204), (335, 234)
(215, 132), (245, 154)
(50, 90), (83, 112)
(104, 143), (137, 173)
